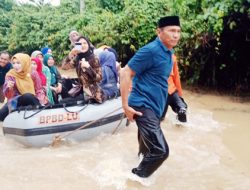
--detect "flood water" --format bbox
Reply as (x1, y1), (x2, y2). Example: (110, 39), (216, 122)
(0, 90), (250, 190)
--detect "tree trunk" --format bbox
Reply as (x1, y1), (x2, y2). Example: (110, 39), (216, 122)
(80, 0), (85, 14)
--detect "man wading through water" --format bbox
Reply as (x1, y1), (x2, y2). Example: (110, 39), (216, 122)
(120, 16), (181, 178)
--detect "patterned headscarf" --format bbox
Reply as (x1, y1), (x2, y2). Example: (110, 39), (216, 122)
(31, 50), (43, 58)
(7, 53), (35, 95)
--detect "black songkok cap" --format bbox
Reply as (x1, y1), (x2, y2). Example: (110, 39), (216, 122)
(158, 16), (180, 28)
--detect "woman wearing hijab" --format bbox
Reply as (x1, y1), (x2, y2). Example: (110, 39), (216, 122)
(98, 45), (119, 62)
(43, 54), (62, 103)
(43, 54), (74, 103)
(43, 54), (61, 86)
(31, 58), (48, 105)
(31, 50), (54, 104)
(99, 51), (119, 99)
(71, 36), (104, 103)
(41, 47), (52, 55)
(31, 50), (44, 62)
(0, 53), (40, 121)
(31, 58), (46, 86)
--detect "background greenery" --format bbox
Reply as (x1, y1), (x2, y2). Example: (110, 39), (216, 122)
(0, 0), (249, 95)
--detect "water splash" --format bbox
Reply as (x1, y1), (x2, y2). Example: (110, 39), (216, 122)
(0, 106), (250, 190)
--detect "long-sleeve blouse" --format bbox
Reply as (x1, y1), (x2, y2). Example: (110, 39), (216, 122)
(31, 70), (48, 105)
(100, 65), (119, 97)
(42, 65), (54, 104)
(3, 76), (20, 100)
(75, 54), (104, 103)
(76, 56), (102, 87)
(168, 55), (183, 97)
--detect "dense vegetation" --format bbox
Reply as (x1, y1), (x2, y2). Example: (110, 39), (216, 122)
(0, 0), (249, 95)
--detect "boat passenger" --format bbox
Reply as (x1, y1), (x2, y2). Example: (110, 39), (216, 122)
(43, 54), (63, 103)
(31, 50), (54, 104)
(61, 55), (75, 70)
(31, 58), (49, 105)
(61, 30), (81, 70)
(98, 45), (119, 62)
(98, 50), (119, 99)
(0, 51), (12, 103)
(31, 50), (44, 62)
(0, 53), (40, 121)
(41, 46), (52, 55)
(70, 36), (104, 103)
(43, 54), (76, 103)
(69, 30), (80, 47)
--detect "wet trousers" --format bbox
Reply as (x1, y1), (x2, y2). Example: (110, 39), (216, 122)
(132, 107), (169, 177)
(161, 91), (187, 120)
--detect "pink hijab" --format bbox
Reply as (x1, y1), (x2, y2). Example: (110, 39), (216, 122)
(31, 57), (47, 86)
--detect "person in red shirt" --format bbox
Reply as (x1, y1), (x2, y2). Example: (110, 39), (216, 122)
(161, 54), (187, 122)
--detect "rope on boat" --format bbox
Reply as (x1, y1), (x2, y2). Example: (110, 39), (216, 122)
(62, 103), (89, 113)
(23, 101), (89, 119)
(50, 106), (124, 147)
(23, 104), (51, 119)
(112, 113), (126, 135)
(23, 94), (119, 119)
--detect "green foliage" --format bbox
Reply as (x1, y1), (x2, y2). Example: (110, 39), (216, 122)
(5, 0), (78, 61)
(97, 0), (125, 13)
(169, 0), (249, 89)
(0, 0), (249, 93)
(0, 0), (14, 11)
(0, 0), (14, 50)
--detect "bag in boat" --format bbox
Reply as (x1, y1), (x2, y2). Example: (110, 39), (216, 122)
(68, 84), (82, 97)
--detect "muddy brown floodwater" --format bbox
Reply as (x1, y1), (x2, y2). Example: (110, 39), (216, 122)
(0, 70), (249, 189)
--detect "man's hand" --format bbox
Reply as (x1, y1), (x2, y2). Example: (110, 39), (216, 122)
(123, 105), (142, 122)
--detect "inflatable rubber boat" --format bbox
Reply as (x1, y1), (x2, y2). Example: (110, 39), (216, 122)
(2, 97), (127, 147)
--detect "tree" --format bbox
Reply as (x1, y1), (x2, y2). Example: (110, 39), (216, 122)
(0, 0), (249, 93)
